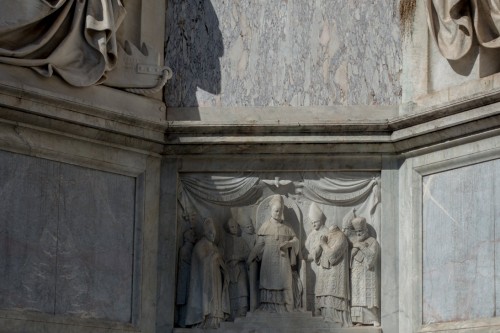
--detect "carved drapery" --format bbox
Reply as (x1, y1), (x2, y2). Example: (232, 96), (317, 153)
(0, 0), (125, 87)
(0, 0), (170, 92)
(426, 0), (500, 60)
(178, 173), (262, 208)
(178, 172), (380, 229)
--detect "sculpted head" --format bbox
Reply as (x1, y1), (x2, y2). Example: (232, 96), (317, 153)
(269, 195), (284, 222)
(225, 217), (240, 236)
(183, 228), (195, 244)
(352, 216), (368, 241)
(239, 215), (255, 235)
(203, 218), (217, 242)
(308, 202), (326, 231)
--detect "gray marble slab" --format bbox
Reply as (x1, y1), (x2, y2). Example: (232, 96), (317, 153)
(422, 159), (498, 324)
(0, 150), (136, 323)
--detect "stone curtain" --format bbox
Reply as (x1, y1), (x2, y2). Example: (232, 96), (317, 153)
(178, 172), (380, 230)
(426, 0), (500, 60)
(179, 174), (262, 208)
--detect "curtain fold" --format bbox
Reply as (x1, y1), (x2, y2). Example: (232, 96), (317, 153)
(300, 172), (380, 207)
(426, 0), (500, 60)
(179, 174), (262, 208)
(0, 0), (126, 86)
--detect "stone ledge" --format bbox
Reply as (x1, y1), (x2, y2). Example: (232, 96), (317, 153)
(0, 64), (168, 145)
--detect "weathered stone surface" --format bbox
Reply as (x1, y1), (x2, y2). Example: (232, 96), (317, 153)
(0, 150), (136, 323)
(422, 159), (499, 324)
(165, 0), (402, 107)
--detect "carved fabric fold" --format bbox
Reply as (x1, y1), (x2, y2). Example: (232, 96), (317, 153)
(426, 0), (500, 60)
(0, 0), (126, 86)
(300, 171), (380, 206)
(179, 173), (261, 207)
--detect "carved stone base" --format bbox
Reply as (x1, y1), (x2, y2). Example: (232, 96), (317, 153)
(173, 311), (382, 333)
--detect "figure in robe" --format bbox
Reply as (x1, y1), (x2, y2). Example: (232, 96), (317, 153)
(315, 225), (352, 327)
(304, 203), (329, 314)
(238, 214), (259, 312)
(350, 217), (380, 327)
(247, 194), (299, 312)
(175, 229), (195, 327)
(185, 218), (230, 329)
(223, 217), (250, 320)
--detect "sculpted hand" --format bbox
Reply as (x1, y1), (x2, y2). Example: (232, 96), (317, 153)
(279, 241), (290, 250)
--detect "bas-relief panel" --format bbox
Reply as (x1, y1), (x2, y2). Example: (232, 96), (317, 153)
(165, 0), (402, 107)
(422, 159), (500, 324)
(174, 172), (382, 330)
(0, 150), (136, 323)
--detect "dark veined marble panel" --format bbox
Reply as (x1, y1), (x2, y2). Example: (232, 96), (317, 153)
(0, 150), (136, 323)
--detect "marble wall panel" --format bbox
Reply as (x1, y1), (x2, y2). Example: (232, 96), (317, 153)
(422, 160), (499, 324)
(165, 0), (402, 107)
(0, 151), (136, 323)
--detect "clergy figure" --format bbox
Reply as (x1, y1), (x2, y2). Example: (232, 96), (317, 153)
(247, 194), (299, 312)
(185, 218), (230, 328)
(315, 225), (352, 327)
(350, 217), (380, 327)
(223, 218), (250, 319)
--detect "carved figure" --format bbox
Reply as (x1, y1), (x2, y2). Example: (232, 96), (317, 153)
(223, 218), (250, 319)
(426, 0), (500, 60)
(238, 215), (259, 312)
(185, 218), (229, 328)
(305, 203), (329, 263)
(304, 203), (329, 314)
(315, 226), (352, 327)
(350, 217), (380, 327)
(176, 229), (196, 327)
(247, 194), (299, 312)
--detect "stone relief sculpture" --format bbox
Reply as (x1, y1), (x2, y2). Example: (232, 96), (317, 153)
(237, 215), (259, 312)
(305, 202), (351, 326)
(175, 229), (195, 328)
(426, 0), (500, 60)
(223, 218), (250, 320)
(0, 0), (171, 94)
(247, 194), (299, 312)
(350, 217), (380, 327)
(175, 172), (382, 330)
(185, 218), (230, 329)
(305, 203), (329, 263)
(315, 226), (352, 327)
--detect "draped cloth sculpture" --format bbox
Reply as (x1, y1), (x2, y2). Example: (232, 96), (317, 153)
(426, 0), (500, 60)
(0, 0), (125, 87)
(0, 0), (170, 91)
(247, 194), (299, 312)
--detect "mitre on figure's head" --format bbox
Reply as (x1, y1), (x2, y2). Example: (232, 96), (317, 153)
(269, 194), (285, 220)
(308, 202), (326, 223)
(351, 216), (367, 231)
(269, 194), (284, 208)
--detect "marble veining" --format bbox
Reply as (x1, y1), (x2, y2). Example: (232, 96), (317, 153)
(165, 0), (402, 107)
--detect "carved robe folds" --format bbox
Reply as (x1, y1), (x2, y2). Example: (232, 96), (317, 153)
(250, 220), (299, 312)
(351, 236), (380, 325)
(223, 232), (250, 319)
(316, 227), (352, 326)
(185, 237), (230, 328)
